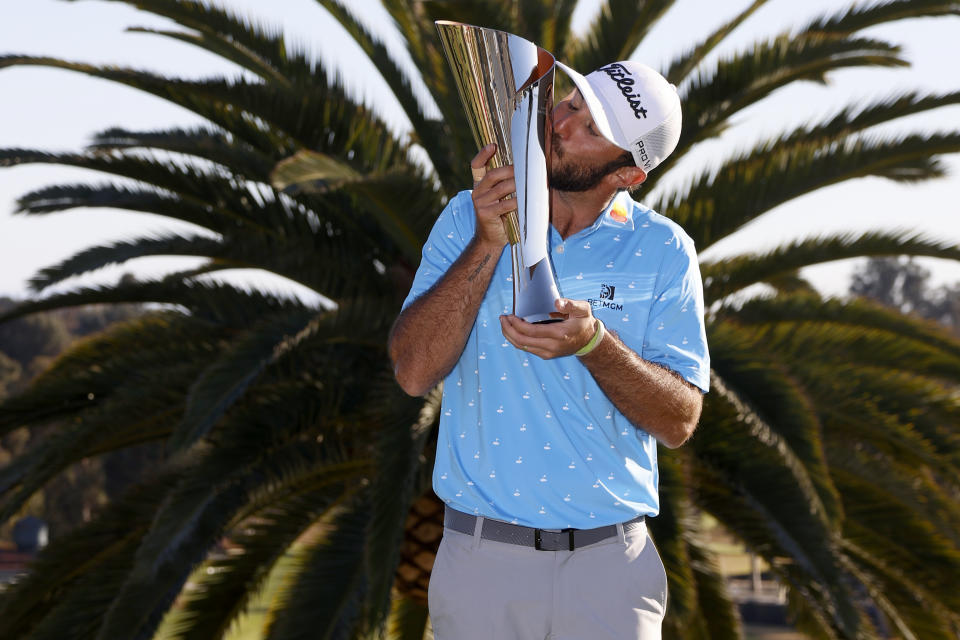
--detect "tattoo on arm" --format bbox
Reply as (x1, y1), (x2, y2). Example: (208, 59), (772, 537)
(467, 253), (492, 282)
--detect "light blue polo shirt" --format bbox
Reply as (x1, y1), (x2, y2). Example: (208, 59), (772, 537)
(402, 190), (709, 529)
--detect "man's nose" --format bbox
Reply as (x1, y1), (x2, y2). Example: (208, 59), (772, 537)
(552, 102), (572, 135)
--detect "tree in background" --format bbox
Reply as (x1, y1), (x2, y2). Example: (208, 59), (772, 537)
(0, 1), (959, 639)
(0, 298), (71, 388)
(850, 257), (960, 333)
(0, 295), (146, 540)
(0, 352), (21, 400)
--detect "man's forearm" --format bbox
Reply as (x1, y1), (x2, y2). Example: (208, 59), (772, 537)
(580, 328), (702, 448)
(389, 237), (504, 396)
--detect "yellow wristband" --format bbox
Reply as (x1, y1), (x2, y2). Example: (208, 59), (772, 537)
(575, 319), (605, 357)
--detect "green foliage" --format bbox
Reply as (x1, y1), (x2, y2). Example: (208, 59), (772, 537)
(0, 1), (959, 639)
(0, 296), (145, 541)
(0, 298), (71, 371)
(0, 352), (21, 400)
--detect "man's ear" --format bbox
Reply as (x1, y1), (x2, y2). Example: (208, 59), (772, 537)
(612, 166), (647, 189)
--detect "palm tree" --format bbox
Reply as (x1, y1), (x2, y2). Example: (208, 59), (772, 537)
(1, 1), (959, 639)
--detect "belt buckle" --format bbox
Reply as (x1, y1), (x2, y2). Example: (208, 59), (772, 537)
(534, 528), (576, 551)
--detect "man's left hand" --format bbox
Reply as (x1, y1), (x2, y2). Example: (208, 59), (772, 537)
(500, 298), (597, 360)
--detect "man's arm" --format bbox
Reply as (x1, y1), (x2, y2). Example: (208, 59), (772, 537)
(389, 144), (515, 396)
(389, 236), (503, 396)
(499, 298), (703, 448)
(580, 325), (702, 448)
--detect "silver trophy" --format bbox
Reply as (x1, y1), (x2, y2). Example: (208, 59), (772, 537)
(436, 21), (562, 323)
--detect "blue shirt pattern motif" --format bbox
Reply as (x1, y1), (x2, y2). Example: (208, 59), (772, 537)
(403, 191), (709, 529)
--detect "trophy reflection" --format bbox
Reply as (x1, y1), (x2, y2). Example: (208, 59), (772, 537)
(436, 21), (562, 324)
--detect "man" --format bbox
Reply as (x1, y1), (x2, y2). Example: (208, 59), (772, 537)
(389, 60), (709, 639)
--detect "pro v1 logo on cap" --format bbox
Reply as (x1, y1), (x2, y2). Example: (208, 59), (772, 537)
(633, 138), (652, 171)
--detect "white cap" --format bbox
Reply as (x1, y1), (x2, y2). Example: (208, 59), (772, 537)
(556, 60), (681, 173)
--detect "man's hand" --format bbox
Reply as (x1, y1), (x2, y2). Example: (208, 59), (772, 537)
(471, 144), (516, 249)
(499, 298), (597, 359)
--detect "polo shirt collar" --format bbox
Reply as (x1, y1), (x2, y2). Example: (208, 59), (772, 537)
(550, 191), (637, 245)
(600, 191), (636, 231)
(576, 191), (636, 237)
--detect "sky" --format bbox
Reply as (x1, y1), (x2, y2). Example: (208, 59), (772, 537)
(1, 0), (959, 302)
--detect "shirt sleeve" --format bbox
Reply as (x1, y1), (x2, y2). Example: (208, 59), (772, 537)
(401, 191), (476, 311)
(642, 233), (710, 392)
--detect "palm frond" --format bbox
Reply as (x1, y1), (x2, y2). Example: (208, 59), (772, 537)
(650, 450), (701, 637)
(0, 394), (178, 525)
(383, 595), (430, 640)
(841, 537), (960, 639)
(769, 90), (960, 150)
(739, 319), (960, 384)
(656, 132), (960, 249)
(419, 0), (517, 33)
(709, 321), (842, 524)
(805, 0), (960, 34)
(0, 278), (306, 328)
(0, 57), (404, 167)
(330, 168), (446, 265)
(791, 363), (959, 487)
(3, 148), (283, 235)
(827, 430), (960, 550)
(665, 0), (771, 84)
(518, 0), (579, 55)
(702, 231), (960, 301)
(0, 468), (181, 639)
(567, 0), (677, 72)
(731, 294), (960, 365)
(0, 313), (216, 434)
(170, 306), (330, 451)
(96, 437), (367, 640)
(158, 481), (362, 640)
(90, 126), (274, 180)
(27, 233), (222, 293)
(78, 0), (318, 85)
(816, 365), (960, 465)
(834, 470), (960, 609)
(695, 374), (860, 637)
(13, 182), (234, 238)
(0, 57), (278, 154)
(262, 499), (371, 640)
(648, 33), (907, 185)
(361, 384), (438, 633)
(312, 1), (436, 155)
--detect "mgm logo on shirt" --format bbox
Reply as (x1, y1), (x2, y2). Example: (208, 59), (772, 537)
(588, 283), (623, 311)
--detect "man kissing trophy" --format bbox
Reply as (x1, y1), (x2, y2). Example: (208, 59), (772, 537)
(390, 20), (710, 640)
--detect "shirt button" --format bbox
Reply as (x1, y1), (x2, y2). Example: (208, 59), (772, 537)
(557, 245), (565, 254)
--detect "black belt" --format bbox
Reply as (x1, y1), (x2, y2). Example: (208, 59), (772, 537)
(444, 507), (645, 551)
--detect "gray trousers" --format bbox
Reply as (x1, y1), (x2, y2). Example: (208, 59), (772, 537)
(428, 517), (667, 639)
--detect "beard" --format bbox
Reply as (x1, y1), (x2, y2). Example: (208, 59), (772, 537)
(548, 138), (634, 192)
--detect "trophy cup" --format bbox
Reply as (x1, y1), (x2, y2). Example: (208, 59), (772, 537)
(436, 21), (562, 323)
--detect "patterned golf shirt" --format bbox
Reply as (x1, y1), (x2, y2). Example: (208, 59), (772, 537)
(402, 190), (709, 529)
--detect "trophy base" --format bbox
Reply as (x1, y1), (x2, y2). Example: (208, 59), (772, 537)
(514, 255), (561, 324)
(522, 315), (562, 324)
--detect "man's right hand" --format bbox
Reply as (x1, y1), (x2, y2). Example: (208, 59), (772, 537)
(471, 143), (516, 249)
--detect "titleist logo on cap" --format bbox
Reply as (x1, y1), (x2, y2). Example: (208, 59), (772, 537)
(599, 63), (648, 120)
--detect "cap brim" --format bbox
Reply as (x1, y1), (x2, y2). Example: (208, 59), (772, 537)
(555, 61), (623, 151)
